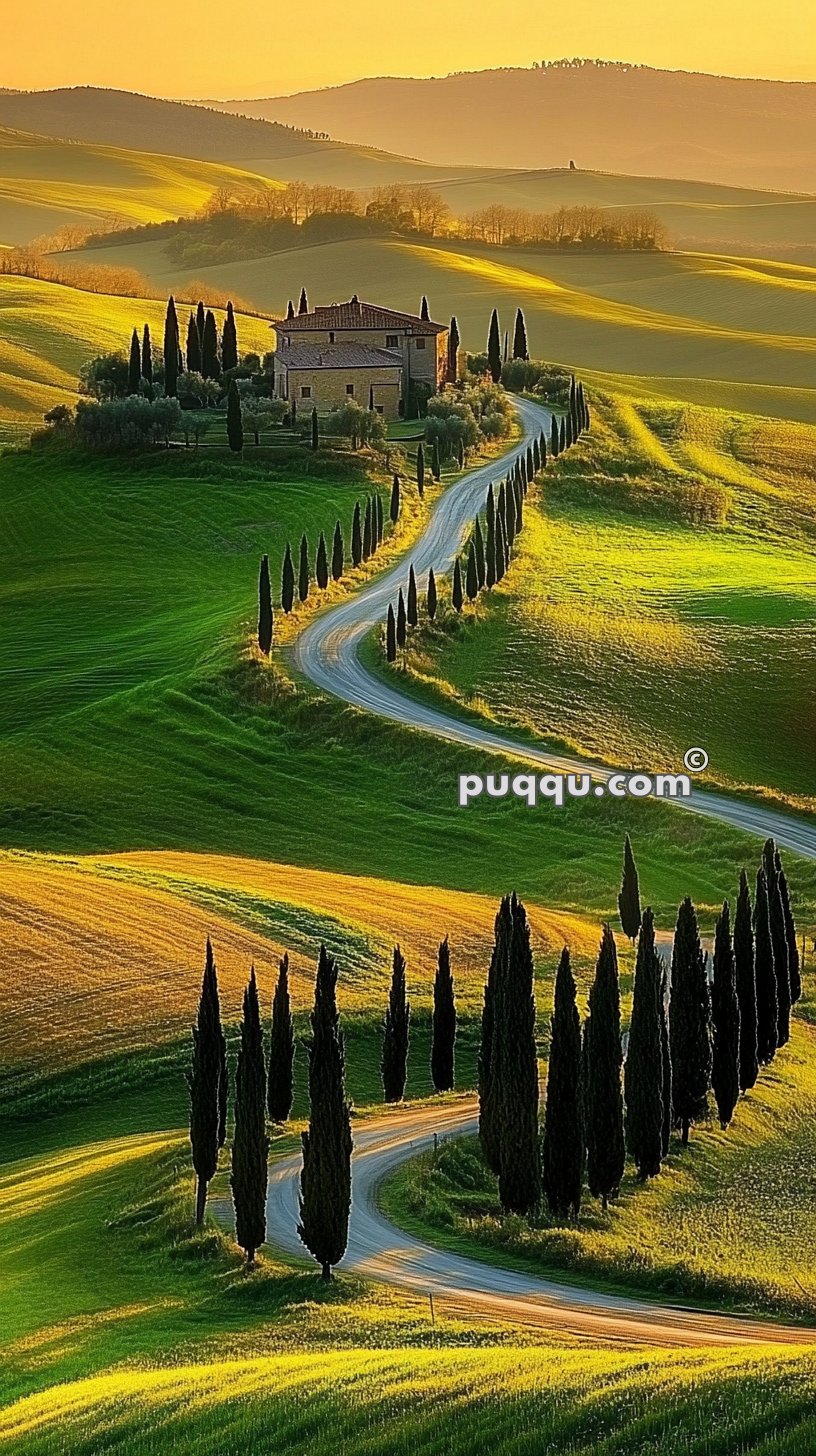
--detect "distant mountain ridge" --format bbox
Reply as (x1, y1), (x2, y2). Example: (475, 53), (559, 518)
(210, 61), (816, 193)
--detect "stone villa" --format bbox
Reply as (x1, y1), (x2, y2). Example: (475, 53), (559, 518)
(271, 297), (448, 421)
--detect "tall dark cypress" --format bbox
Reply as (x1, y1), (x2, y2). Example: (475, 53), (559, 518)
(659, 965), (672, 1158)
(451, 557), (463, 612)
(512, 307), (529, 360)
(407, 565), (418, 627)
(776, 851), (801, 1003)
(187, 939), (227, 1224)
(164, 296), (179, 398)
(127, 328), (141, 394)
(550, 412), (560, 458)
(669, 898), (712, 1145)
(584, 925), (625, 1208)
(495, 895), (540, 1215)
(316, 532), (329, 590)
(231, 967), (269, 1267)
(487, 308), (502, 383)
(625, 908), (665, 1180)
(532, 436), (541, 474)
(298, 286), (309, 315)
(196, 300), (206, 350)
(431, 936), (456, 1093)
(539, 432), (547, 469)
(466, 540), (479, 602)
(298, 533), (310, 603)
(386, 604), (397, 662)
(311, 406), (319, 452)
(281, 542), (295, 613)
(186, 312), (202, 374)
(268, 953), (295, 1123)
(298, 946), (352, 1280)
(258, 553), (273, 655)
(763, 839), (791, 1046)
(363, 498), (373, 560)
(711, 901), (740, 1129)
(542, 948), (584, 1219)
(479, 896), (511, 1175)
(226, 379), (243, 453)
(286, 299), (295, 321)
(221, 300), (239, 373)
(390, 474), (401, 523)
(497, 480), (507, 548)
(447, 315), (460, 382)
(618, 834), (642, 941)
(202, 309), (221, 380)
(351, 502), (363, 566)
(416, 444), (425, 498)
(141, 324), (153, 386)
(396, 588), (407, 648)
(420, 294), (430, 321)
(495, 515), (507, 582)
(331, 520), (344, 581)
(431, 439), (441, 482)
(754, 868), (778, 1064)
(485, 483), (497, 588)
(473, 516), (486, 589)
(426, 567), (437, 622)
(504, 478), (517, 551)
(734, 870), (759, 1092)
(382, 945), (410, 1102)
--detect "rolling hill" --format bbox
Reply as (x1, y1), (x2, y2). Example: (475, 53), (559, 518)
(214, 60), (816, 193)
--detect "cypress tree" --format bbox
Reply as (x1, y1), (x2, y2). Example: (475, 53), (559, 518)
(386, 604), (397, 662)
(754, 868), (778, 1064)
(497, 479), (507, 545)
(187, 939), (227, 1224)
(222, 300), (239, 373)
(286, 299), (295, 321)
(539, 432), (547, 469)
(514, 476), (524, 531)
(164, 296), (179, 398)
(186, 312), (201, 374)
(416, 444), (425, 498)
(407, 564), (418, 627)
(711, 901), (740, 1129)
(474, 516), (486, 589)
(257, 553), (273, 655)
(431, 936), (456, 1093)
(351, 502), (363, 566)
(311, 406), (319, 451)
(618, 834), (642, 941)
(669, 898), (712, 1145)
(559, 417), (567, 453)
(512, 307), (529, 360)
(298, 533), (310, 603)
(420, 294), (430, 321)
(487, 308), (502, 383)
(542, 948), (584, 1219)
(396, 588), (407, 648)
(625, 908), (664, 1180)
(485, 483), (497, 587)
(504, 478), (517, 550)
(202, 309), (221, 380)
(776, 851), (801, 1002)
(196, 300), (206, 350)
(451, 557), (463, 612)
(584, 925), (625, 1208)
(495, 895), (540, 1215)
(390, 474), (401, 523)
(331, 520), (344, 581)
(382, 945), (410, 1102)
(226, 379), (243, 453)
(298, 286), (309, 315)
(763, 839), (791, 1046)
(478, 898), (510, 1175)
(532, 436), (541, 474)
(495, 515), (507, 582)
(734, 870), (759, 1092)
(363, 498), (373, 560)
(268, 953), (295, 1123)
(431, 439), (441, 482)
(466, 539), (479, 601)
(127, 328), (141, 395)
(231, 967), (269, 1268)
(550, 413), (560, 458)
(141, 324), (153, 386)
(526, 446), (535, 483)
(426, 566), (437, 622)
(281, 543), (295, 613)
(298, 946), (352, 1280)
(456, 438), (465, 470)
(316, 531), (329, 590)
(659, 964), (672, 1158)
(447, 315), (460, 382)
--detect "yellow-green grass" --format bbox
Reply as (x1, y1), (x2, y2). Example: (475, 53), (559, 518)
(0, 127), (278, 245)
(72, 235), (816, 419)
(384, 1020), (816, 1323)
(393, 391), (816, 811)
(0, 273), (272, 424)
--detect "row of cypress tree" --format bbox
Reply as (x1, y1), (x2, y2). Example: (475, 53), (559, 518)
(160, 295), (239, 399)
(380, 938), (457, 1102)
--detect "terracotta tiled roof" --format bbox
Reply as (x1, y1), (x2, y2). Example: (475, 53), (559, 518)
(274, 343), (404, 371)
(271, 297), (446, 335)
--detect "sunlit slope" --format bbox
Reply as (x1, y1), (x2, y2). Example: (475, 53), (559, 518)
(0, 274), (271, 424)
(3, 1344), (816, 1455)
(73, 236), (816, 419)
(0, 127), (277, 244)
(0, 850), (598, 1073)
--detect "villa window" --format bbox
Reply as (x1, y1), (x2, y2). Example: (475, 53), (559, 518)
(346, 383), (355, 395)
(415, 337), (426, 350)
(301, 385), (312, 398)
(329, 331), (335, 343)
(386, 334), (399, 348)
(375, 405), (384, 415)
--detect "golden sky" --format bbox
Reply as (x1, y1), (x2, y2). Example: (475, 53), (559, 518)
(7, 0), (816, 95)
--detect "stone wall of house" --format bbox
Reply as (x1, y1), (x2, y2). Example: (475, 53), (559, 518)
(279, 364), (402, 420)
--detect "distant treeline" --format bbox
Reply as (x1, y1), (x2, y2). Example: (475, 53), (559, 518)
(0, 245), (256, 312)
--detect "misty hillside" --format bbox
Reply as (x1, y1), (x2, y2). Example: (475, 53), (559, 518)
(214, 61), (816, 193)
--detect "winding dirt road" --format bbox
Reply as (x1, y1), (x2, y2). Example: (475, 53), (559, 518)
(267, 1101), (813, 1345)
(294, 395), (816, 860)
